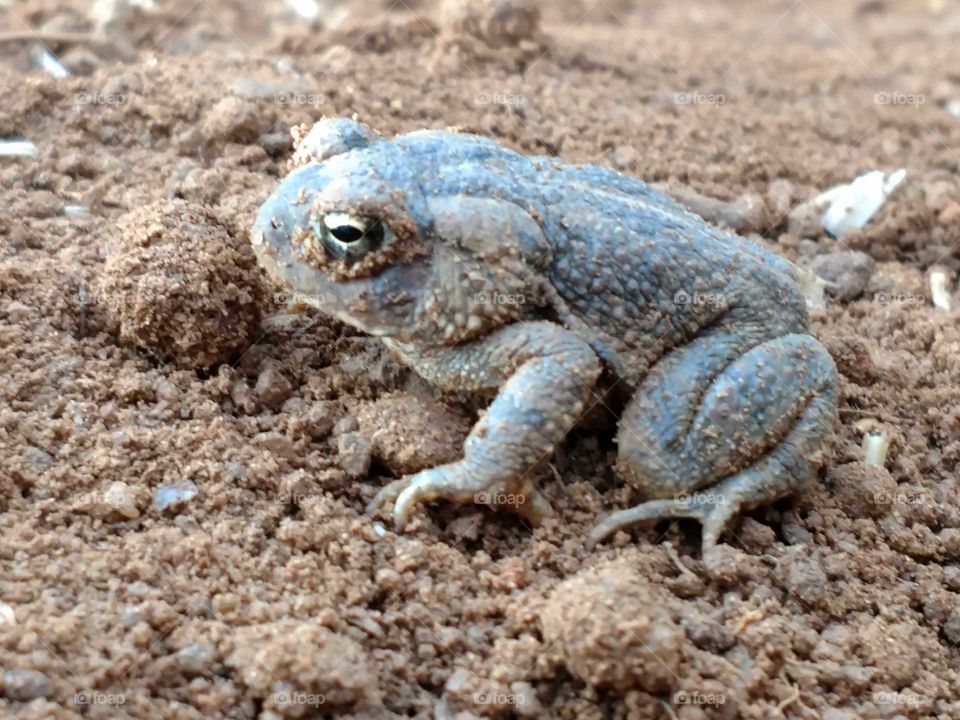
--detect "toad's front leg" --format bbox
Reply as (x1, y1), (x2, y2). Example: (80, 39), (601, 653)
(369, 321), (601, 528)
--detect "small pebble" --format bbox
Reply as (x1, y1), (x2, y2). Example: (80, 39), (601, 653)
(23, 446), (53, 472)
(102, 481), (140, 520)
(153, 480), (199, 512)
(376, 568), (403, 591)
(3, 669), (53, 701)
(200, 96), (262, 144)
(766, 178), (796, 219)
(4, 301), (35, 321)
(332, 415), (359, 436)
(944, 566), (960, 592)
(176, 641), (215, 675)
(783, 552), (828, 608)
(807, 251), (875, 301)
(337, 432), (372, 478)
(255, 432), (298, 461)
(259, 132), (292, 157)
(612, 145), (637, 170)
(394, 539), (427, 573)
(940, 528), (960, 558)
(702, 544), (752, 585)
(511, 681), (543, 717)
(787, 197), (824, 238)
(946, 609), (960, 644)
(121, 606), (143, 627)
(255, 365), (293, 411)
(303, 401), (337, 440)
(686, 619), (735, 653)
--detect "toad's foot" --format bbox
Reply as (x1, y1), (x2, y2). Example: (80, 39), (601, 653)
(586, 470), (749, 552)
(368, 464), (555, 528)
(370, 321), (602, 531)
(591, 332), (838, 553)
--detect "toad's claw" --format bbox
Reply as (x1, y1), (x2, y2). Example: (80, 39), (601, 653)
(395, 464), (466, 529)
(366, 477), (411, 514)
(369, 461), (555, 530)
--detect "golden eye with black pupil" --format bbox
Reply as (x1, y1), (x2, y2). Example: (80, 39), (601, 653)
(314, 212), (390, 260)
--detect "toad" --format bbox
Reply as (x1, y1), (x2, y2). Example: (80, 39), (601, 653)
(252, 118), (838, 551)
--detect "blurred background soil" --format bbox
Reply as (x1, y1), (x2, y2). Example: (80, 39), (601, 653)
(2, 0), (960, 718)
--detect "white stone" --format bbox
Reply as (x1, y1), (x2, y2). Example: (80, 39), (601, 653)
(820, 169), (906, 238)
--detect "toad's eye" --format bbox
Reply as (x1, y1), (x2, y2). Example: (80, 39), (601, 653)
(315, 212), (390, 260)
(328, 223), (364, 243)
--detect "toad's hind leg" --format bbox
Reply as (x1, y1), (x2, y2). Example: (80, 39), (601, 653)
(589, 333), (838, 551)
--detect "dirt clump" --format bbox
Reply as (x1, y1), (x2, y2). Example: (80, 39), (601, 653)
(540, 556), (688, 694)
(97, 199), (267, 368)
(440, 0), (541, 47)
(224, 623), (379, 717)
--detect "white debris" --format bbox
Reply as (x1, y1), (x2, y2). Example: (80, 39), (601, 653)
(946, 100), (960, 118)
(819, 168), (906, 238)
(862, 431), (889, 467)
(796, 265), (829, 310)
(153, 480), (199, 511)
(326, 7), (350, 28)
(64, 205), (90, 216)
(90, 0), (157, 25)
(30, 44), (70, 79)
(285, 0), (320, 20)
(0, 603), (15, 626)
(0, 139), (38, 158)
(930, 270), (953, 311)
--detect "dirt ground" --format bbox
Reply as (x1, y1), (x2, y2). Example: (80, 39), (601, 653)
(2, 0), (960, 718)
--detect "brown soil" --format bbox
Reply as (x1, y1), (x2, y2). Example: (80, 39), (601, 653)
(3, 1), (960, 718)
